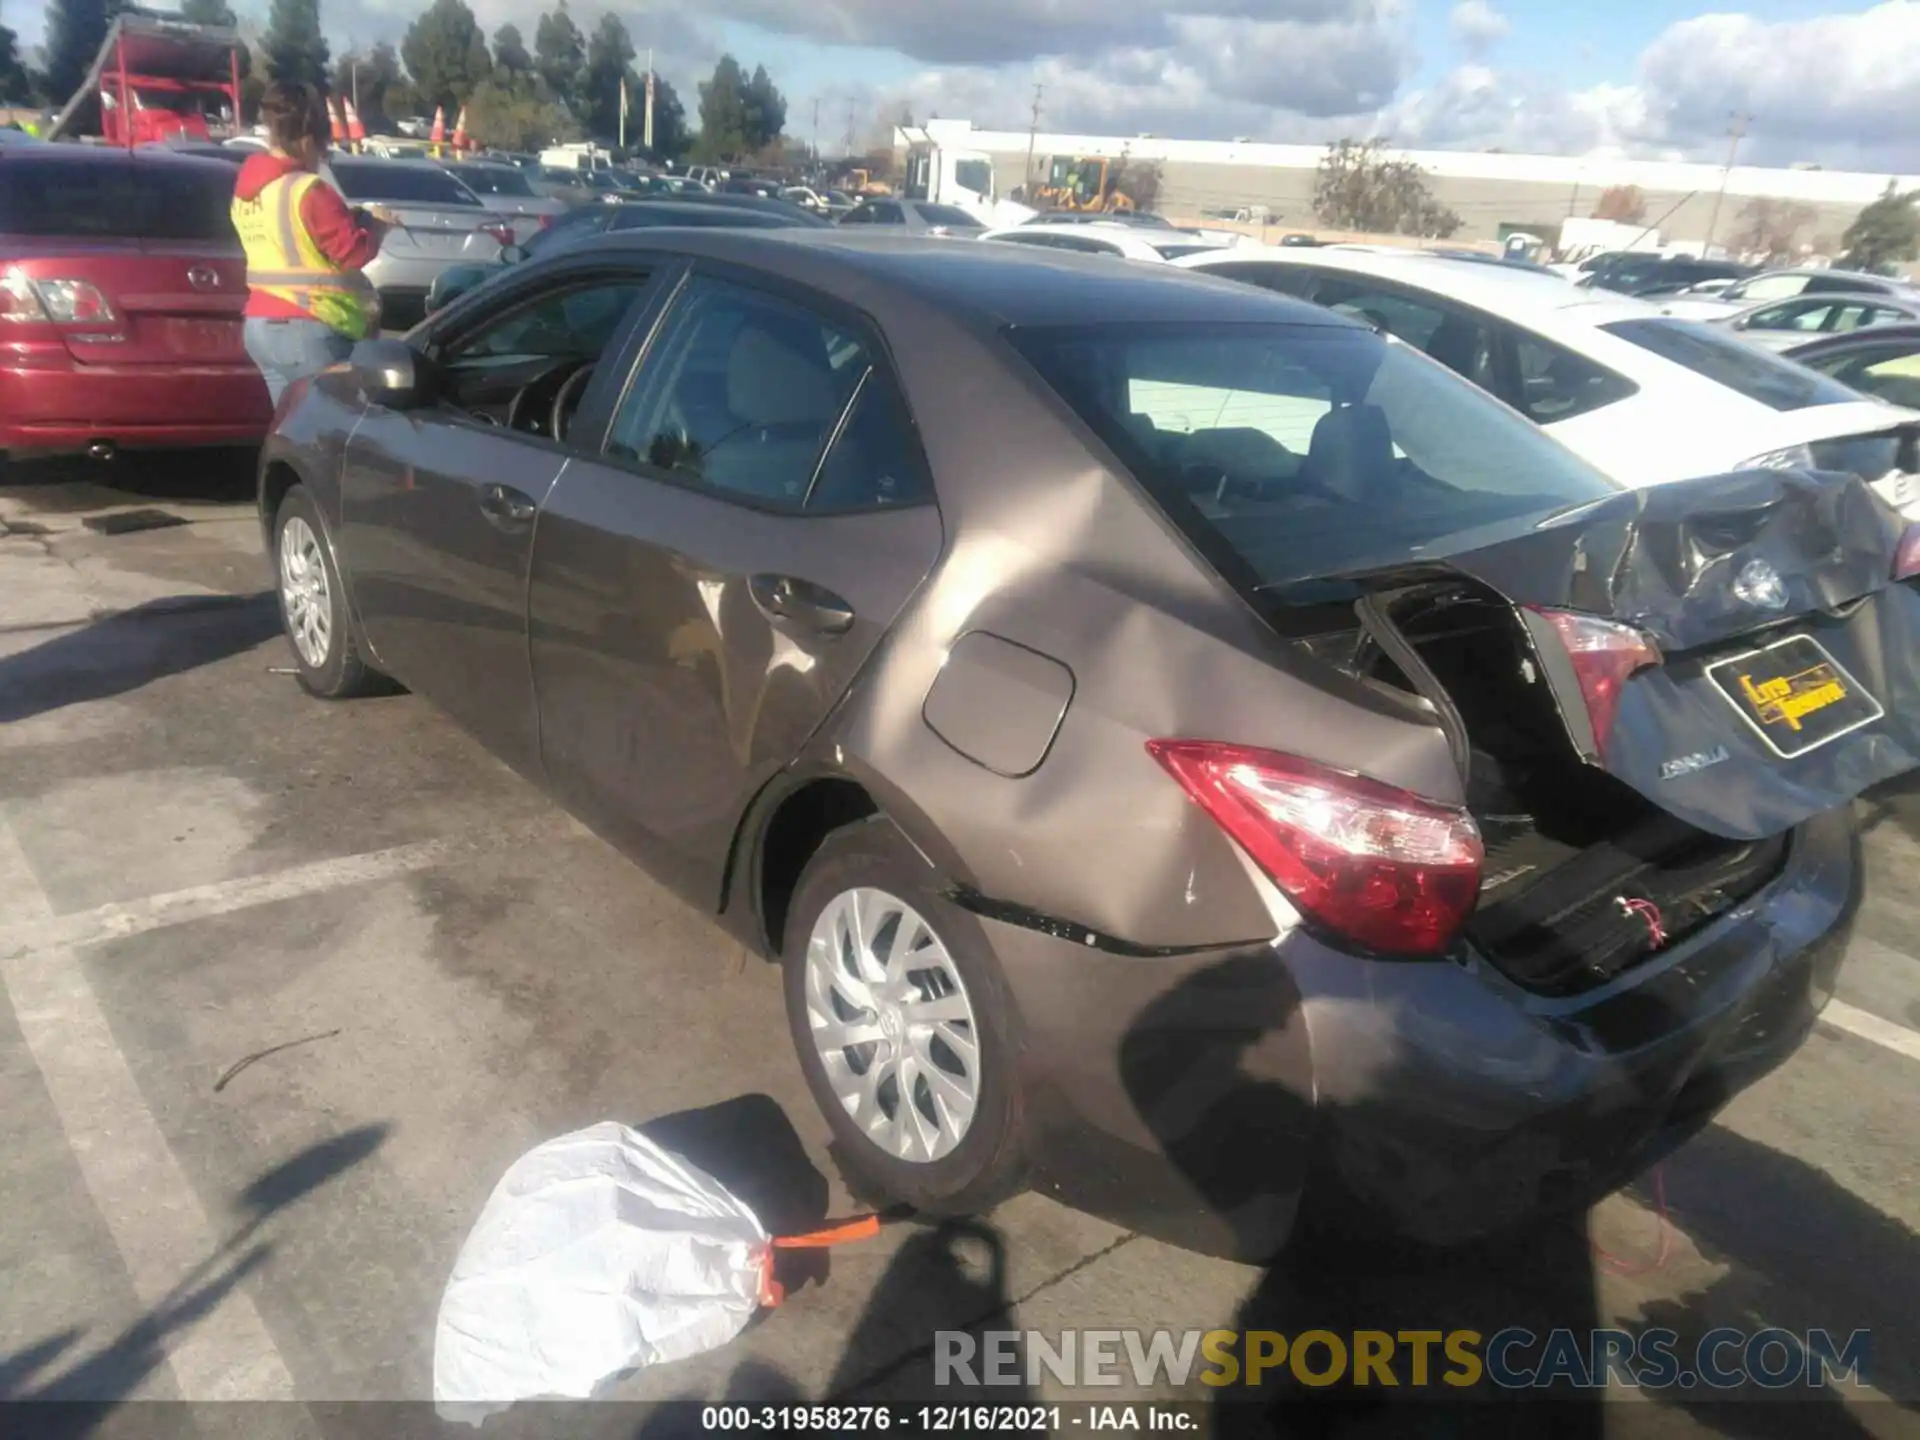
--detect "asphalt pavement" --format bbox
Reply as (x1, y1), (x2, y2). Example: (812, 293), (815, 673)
(1, 457), (1917, 1438)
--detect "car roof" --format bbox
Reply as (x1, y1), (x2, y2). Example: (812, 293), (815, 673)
(1177, 244), (1657, 328)
(569, 229), (1362, 330)
(2, 142), (230, 173)
(1735, 290), (1919, 312)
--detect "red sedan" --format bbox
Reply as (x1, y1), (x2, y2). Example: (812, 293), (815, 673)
(1, 144), (270, 464)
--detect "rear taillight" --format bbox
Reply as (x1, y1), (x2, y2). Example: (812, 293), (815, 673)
(478, 221), (515, 246)
(2, 270), (115, 324)
(1526, 608), (1661, 756)
(1896, 525), (1920, 581)
(537, 213), (555, 229)
(1146, 740), (1482, 958)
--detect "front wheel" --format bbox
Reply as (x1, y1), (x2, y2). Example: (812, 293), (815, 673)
(783, 817), (1028, 1213)
(274, 485), (384, 699)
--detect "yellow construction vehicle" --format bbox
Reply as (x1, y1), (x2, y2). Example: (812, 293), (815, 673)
(840, 167), (893, 198)
(1032, 155), (1135, 213)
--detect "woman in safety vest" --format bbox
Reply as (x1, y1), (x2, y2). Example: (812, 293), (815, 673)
(232, 82), (390, 404)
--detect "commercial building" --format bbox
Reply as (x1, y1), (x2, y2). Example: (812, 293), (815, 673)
(911, 117), (1920, 253)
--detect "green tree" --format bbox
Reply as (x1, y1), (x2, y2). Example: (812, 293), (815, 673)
(1313, 138), (1461, 239)
(332, 42), (404, 132)
(263, 0), (328, 89)
(694, 53), (750, 161)
(742, 63), (784, 150)
(402, 0), (492, 115)
(492, 22), (532, 77)
(581, 12), (633, 140)
(465, 73), (575, 151)
(1841, 181), (1920, 274)
(44, 0), (126, 105)
(2, 21), (41, 104)
(181, 0), (238, 26)
(533, 2), (584, 107)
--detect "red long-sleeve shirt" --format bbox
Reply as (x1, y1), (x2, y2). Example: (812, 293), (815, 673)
(234, 152), (382, 321)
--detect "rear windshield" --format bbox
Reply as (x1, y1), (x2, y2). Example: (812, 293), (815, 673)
(1150, 242), (1224, 259)
(1009, 322), (1617, 588)
(330, 161), (480, 207)
(522, 208), (612, 256)
(455, 166), (535, 197)
(0, 157), (236, 242)
(1602, 317), (1861, 411)
(913, 203), (982, 228)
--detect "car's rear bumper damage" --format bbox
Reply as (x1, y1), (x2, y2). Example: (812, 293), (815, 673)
(994, 805), (1858, 1260)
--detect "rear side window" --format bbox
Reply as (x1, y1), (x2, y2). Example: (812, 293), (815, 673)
(1804, 272), (1889, 295)
(1312, 277), (1498, 391)
(605, 275), (876, 508)
(1008, 322), (1617, 589)
(331, 161), (480, 206)
(0, 158), (235, 241)
(1511, 334), (1637, 423)
(808, 370), (935, 509)
(1602, 318), (1860, 411)
(1204, 261), (1317, 297)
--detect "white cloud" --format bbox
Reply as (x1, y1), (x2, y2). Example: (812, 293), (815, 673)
(1447, 0), (1508, 58)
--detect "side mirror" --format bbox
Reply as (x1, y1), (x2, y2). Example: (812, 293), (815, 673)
(351, 338), (429, 409)
(428, 262), (497, 314)
(499, 243), (528, 266)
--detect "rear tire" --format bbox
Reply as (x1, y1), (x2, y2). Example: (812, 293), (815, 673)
(273, 484), (384, 699)
(782, 816), (1028, 1214)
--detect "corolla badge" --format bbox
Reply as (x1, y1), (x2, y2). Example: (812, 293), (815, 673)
(1733, 558), (1789, 611)
(1661, 745), (1731, 781)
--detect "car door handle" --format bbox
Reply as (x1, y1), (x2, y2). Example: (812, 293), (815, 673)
(479, 482), (537, 526)
(749, 573), (855, 636)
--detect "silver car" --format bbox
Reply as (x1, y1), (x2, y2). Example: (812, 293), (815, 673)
(436, 160), (569, 244)
(320, 157), (507, 324)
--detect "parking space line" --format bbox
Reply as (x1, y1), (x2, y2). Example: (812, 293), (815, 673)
(1820, 997), (1920, 1063)
(0, 819), (587, 963)
(0, 815), (299, 1401)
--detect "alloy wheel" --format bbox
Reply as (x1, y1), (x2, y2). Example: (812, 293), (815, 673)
(804, 886), (981, 1163)
(279, 515), (332, 669)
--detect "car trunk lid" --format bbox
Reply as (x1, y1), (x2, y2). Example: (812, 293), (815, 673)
(1287, 468), (1920, 842)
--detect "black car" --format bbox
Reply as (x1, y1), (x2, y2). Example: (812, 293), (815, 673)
(1583, 254), (1754, 296)
(426, 200), (814, 313)
(1783, 322), (1920, 408)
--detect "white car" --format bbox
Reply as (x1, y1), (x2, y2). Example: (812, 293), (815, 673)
(1656, 267), (1920, 321)
(1710, 293), (1920, 352)
(979, 222), (1233, 263)
(1173, 245), (1920, 515)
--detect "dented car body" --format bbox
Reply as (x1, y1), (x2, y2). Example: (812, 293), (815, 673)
(259, 231), (1918, 1257)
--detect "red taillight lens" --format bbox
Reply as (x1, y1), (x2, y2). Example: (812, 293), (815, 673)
(1146, 740), (1482, 958)
(1895, 525), (1920, 581)
(537, 213), (555, 230)
(1526, 607), (1661, 756)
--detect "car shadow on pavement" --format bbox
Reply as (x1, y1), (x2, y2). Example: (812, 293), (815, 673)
(0, 1122), (389, 1424)
(0, 593), (283, 724)
(0, 451), (257, 511)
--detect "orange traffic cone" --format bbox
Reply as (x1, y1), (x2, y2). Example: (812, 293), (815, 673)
(451, 106), (469, 151)
(429, 105), (446, 145)
(328, 96), (347, 146)
(344, 96), (366, 146)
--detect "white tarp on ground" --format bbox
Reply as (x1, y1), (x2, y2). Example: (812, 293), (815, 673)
(433, 1121), (771, 1423)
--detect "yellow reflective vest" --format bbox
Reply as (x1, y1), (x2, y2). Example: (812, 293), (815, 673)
(231, 171), (379, 340)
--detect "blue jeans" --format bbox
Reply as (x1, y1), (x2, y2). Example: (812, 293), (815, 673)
(244, 316), (356, 406)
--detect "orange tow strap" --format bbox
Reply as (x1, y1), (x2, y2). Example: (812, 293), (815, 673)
(757, 1214), (884, 1307)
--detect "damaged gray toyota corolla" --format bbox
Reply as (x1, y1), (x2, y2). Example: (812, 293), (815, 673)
(257, 230), (1920, 1259)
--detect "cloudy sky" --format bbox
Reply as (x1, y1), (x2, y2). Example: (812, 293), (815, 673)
(9, 0), (1920, 170)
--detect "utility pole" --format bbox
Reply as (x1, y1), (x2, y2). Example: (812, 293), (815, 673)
(844, 97), (858, 160)
(1704, 111), (1751, 255)
(811, 96), (821, 163)
(1024, 83), (1044, 194)
(1566, 170), (1579, 218)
